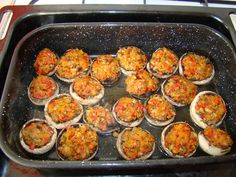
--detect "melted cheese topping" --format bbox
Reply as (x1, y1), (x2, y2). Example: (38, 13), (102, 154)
(29, 75), (57, 100)
(164, 75), (197, 105)
(121, 127), (155, 160)
(114, 97), (144, 122)
(86, 106), (114, 132)
(203, 126), (233, 149)
(116, 46), (147, 71)
(125, 70), (159, 96)
(91, 55), (120, 83)
(47, 95), (81, 123)
(150, 47), (178, 76)
(195, 94), (226, 126)
(58, 124), (98, 160)
(33, 48), (58, 75)
(165, 123), (197, 157)
(21, 121), (53, 150)
(56, 49), (90, 79)
(181, 53), (213, 81)
(146, 94), (176, 121)
(73, 75), (104, 99)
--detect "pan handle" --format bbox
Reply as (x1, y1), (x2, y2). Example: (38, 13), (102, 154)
(0, 10), (13, 41)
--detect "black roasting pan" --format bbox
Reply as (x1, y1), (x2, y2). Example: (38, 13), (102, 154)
(0, 5), (236, 170)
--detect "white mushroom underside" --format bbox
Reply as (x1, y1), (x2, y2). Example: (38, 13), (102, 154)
(198, 132), (230, 156)
(190, 91), (225, 129)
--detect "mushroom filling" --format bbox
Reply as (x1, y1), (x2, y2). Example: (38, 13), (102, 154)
(21, 121), (54, 150)
(181, 53), (213, 81)
(195, 94), (226, 125)
(121, 127), (155, 160)
(164, 123), (197, 157)
(114, 97), (144, 122)
(203, 126), (233, 149)
(34, 48), (58, 75)
(91, 55), (120, 83)
(146, 95), (175, 121)
(85, 106), (114, 132)
(58, 125), (98, 160)
(150, 47), (178, 76)
(73, 75), (103, 99)
(57, 49), (90, 79)
(30, 75), (57, 100)
(125, 70), (159, 96)
(47, 95), (81, 123)
(164, 75), (197, 105)
(116, 46), (147, 71)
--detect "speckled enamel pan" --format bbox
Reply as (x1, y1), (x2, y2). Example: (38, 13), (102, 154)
(44, 93), (83, 129)
(179, 53), (215, 85)
(19, 118), (57, 154)
(116, 127), (155, 160)
(56, 123), (98, 161)
(190, 91), (226, 129)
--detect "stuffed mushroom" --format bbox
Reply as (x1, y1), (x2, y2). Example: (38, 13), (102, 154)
(44, 94), (83, 129)
(198, 126), (233, 156)
(28, 75), (59, 106)
(116, 46), (147, 75)
(69, 75), (104, 105)
(190, 91), (226, 129)
(179, 52), (215, 85)
(19, 119), (57, 154)
(112, 97), (144, 127)
(116, 127), (155, 160)
(147, 47), (179, 78)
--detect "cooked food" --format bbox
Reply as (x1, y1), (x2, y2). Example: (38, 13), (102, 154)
(162, 75), (198, 106)
(147, 47), (179, 78)
(116, 127), (155, 160)
(28, 75), (59, 106)
(125, 70), (159, 99)
(91, 54), (121, 85)
(198, 126), (233, 156)
(44, 94), (83, 129)
(179, 52), (214, 85)
(56, 48), (90, 82)
(84, 106), (116, 133)
(33, 48), (58, 76)
(112, 97), (144, 127)
(161, 122), (198, 158)
(19, 119), (57, 154)
(69, 75), (104, 105)
(116, 46), (147, 75)
(190, 91), (226, 129)
(57, 123), (98, 160)
(145, 94), (175, 126)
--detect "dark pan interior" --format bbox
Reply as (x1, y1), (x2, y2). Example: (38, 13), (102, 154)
(0, 22), (236, 168)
